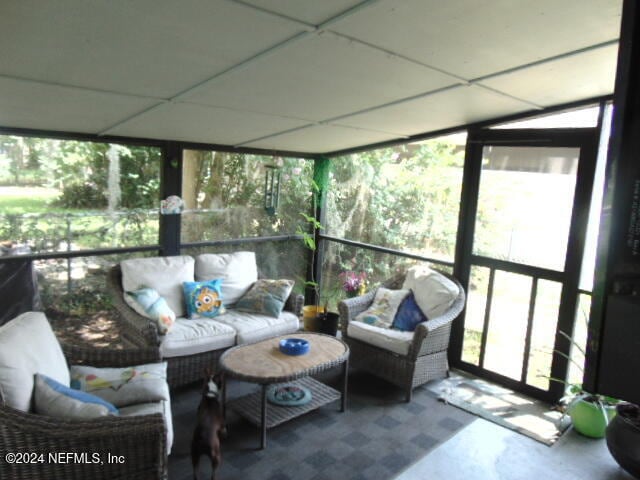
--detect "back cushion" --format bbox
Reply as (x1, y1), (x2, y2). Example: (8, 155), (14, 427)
(195, 252), (258, 306)
(402, 266), (459, 319)
(121, 256), (195, 318)
(0, 312), (70, 412)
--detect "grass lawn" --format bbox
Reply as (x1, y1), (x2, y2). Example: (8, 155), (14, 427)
(0, 186), (63, 214)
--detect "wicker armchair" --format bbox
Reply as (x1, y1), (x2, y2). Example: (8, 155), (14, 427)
(0, 343), (167, 480)
(338, 270), (465, 402)
(107, 264), (304, 388)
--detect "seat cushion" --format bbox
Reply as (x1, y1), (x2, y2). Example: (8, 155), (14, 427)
(348, 320), (414, 356)
(119, 400), (173, 455)
(213, 309), (299, 345)
(159, 318), (236, 358)
(195, 252), (258, 306)
(402, 266), (459, 319)
(121, 255), (195, 318)
(0, 311), (70, 412)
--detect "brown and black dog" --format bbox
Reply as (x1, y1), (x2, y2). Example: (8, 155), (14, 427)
(191, 370), (225, 480)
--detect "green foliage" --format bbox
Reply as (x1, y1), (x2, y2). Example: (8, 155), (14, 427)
(54, 183), (107, 209)
(325, 138), (464, 285)
(0, 136), (161, 209)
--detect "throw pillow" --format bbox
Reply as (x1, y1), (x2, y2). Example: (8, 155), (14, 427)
(402, 266), (459, 319)
(235, 279), (294, 318)
(126, 287), (176, 334)
(34, 373), (118, 419)
(355, 288), (410, 328)
(183, 279), (226, 319)
(69, 362), (169, 408)
(391, 292), (428, 332)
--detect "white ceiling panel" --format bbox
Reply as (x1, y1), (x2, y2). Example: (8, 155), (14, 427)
(0, 1), (622, 153)
(331, 0), (622, 80)
(0, 0), (303, 98)
(0, 77), (157, 134)
(479, 45), (618, 108)
(186, 32), (458, 121)
(337, 85), (531, 138)
(239, 0), (363, 25)
(243, 124), (399, 153)
(107, 102), (308, 146)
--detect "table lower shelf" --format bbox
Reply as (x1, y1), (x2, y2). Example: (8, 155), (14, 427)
(228, 376), (341, 429)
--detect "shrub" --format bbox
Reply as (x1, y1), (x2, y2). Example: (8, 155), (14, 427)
(53, 183), (107, 209)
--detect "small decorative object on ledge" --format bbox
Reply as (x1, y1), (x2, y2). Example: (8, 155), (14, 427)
(264, 165), (281, 216)
(160, 195), (184, 215)
(279, 338), (310, 356)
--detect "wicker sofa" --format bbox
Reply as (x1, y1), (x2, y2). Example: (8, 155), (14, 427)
(0, 312), (170, 480)
(338, 267), (465, 402)
(108, 252), (303, 388)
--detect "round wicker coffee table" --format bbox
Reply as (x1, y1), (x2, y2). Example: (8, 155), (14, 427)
(219, 332), (349, 449)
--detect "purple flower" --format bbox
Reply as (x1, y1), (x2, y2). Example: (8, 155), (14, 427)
(339, 271), (367, 293)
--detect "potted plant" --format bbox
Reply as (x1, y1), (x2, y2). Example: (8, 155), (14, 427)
(546, 329), (618, 438)
(296, 181), (329, 332)
(606, 402), (640, 478)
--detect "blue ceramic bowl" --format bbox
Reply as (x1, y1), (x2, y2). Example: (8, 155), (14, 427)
(279, 338), (310, 356)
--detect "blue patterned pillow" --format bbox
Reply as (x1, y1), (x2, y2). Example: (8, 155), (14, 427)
(391, 291), (428, 332)
(235, 279), (294, 318)
(183, 279), (225, 318)
(34, 373), (118, 419)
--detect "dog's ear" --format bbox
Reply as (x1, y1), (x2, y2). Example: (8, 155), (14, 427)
(204, 367), (213, 378)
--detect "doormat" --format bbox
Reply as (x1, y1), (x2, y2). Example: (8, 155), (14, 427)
(169, 371), (475, 480)
(426, 370), (570, 446)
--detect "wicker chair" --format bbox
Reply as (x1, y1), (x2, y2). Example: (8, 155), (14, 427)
(107, 264), (304, 388)
(0, 343), (168, 480)
(338, 270), (465, 402)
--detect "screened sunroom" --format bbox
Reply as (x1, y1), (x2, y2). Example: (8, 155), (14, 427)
(1, 1), (639, 479)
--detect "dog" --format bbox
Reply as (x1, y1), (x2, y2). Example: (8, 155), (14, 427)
(191, 369), (226, 480)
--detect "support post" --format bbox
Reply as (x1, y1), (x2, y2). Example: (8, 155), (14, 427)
(159, 142), (182, 257)
(585, 0), (640, 401)
(305, 157), (331, 305)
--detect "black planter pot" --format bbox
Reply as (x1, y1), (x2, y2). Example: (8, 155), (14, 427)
(318, 312), (339, 336)
(606, 403), (640, 479)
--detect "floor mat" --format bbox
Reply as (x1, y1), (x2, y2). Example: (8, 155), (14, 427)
(169, 370), (475, 480)
(426, 370), (569, 446)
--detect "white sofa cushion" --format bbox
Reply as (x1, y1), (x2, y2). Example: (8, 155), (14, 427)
(195, 252), (258, 306)
(121, 255), (194, 318)
(213, 309), (299, 345)
(402, 266), (459, 319)
(0, 312), (70, 412)
(120, 400), (174, 455)
(347, 320), (414, 356)
(159, 318), (236, 358)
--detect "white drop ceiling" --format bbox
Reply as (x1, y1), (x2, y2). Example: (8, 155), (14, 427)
(0, 0), (622, 155)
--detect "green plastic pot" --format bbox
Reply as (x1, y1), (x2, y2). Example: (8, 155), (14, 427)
(569, 399), (617, 438)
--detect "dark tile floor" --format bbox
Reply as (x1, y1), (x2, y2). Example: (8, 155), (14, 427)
(168, 370), (474, 480)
